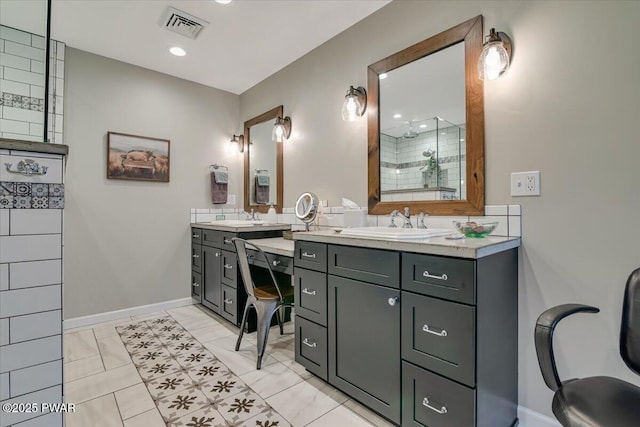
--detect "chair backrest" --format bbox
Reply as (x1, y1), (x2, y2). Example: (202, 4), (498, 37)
(621, 267), (640, 375)
(232, 238), (283, 301)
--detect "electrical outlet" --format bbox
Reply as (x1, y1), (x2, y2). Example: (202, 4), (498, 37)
(511, 171), (540, 196)
(227, 194), (236, 205)
(320, 200), (328, 207)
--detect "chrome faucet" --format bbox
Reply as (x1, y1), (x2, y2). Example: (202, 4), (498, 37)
(389, 207), (412, 228)
(243, 209), (261, 221)
(416, 212), (428, 229)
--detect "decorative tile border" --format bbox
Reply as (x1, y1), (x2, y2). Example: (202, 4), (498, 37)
(116, 315), (291, 427)
(0, 182), (64, 209)
(0, 92), (45, 112)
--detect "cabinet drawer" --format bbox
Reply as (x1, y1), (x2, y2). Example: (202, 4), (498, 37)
(202, 230), (221, 247)
(402, 292), (475, 386)
(191, 244), (202, 272)
(221, 250), (237, 288)
(402, 253), (475, 304)
(266, 253), (293, 275)
(294, 241), (327, 272)
(294, 267), (327, 326)
(221, 232), (237, 252)
(191, 271), (202, 301)
(329, 245), (400, 288)
(402, 361), (475, 427)
(220, 285), (238, 324)
(191, 228), (202, 244)
(295, 316), (327, 381)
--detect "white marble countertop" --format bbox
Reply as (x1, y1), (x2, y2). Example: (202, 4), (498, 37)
(293, 229), (520, 259)
(191, 222), (291, 232)
(246, 237), (294, 257)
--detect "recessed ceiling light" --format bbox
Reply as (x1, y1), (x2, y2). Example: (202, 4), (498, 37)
(169, 47), (186, 56)
(419, 124), (427, 128)
(393, 113), (401, 119)
(215, 0), (232, 4)
(379, 73), (388, 80)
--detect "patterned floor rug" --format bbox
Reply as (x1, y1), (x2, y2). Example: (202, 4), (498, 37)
(116, 315), (290, 427)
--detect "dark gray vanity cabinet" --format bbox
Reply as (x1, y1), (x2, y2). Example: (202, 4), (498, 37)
(191, 226), (285, 328)
(293, 239), (518, 427)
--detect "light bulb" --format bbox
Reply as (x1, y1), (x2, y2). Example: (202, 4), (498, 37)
(342, 96), (358, 121)
(272, 124), (284, 142)
(478, 35), (511, 81)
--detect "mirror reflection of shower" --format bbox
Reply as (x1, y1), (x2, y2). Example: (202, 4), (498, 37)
(379, 116), (466, 200)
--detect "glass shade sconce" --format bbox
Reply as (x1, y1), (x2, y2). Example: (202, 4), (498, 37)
(230, 134), (244, 153)
(272, 116), (291, 142)
(341, 85), (367, 121)
(478, 28), (513, 81)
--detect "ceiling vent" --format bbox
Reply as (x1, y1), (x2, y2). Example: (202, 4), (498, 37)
(160, 7), (209, 39)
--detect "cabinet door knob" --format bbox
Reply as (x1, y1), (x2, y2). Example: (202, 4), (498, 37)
(215, 252), (220, 257)
(272, 259), (281, 266)
(192, 254), (200, 259)
(224, 238), (232, 244)
(422, 397), (448, 415)
(388, 297), (399, 306)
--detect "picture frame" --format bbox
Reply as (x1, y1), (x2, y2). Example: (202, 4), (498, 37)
(107, 132), (170, 182)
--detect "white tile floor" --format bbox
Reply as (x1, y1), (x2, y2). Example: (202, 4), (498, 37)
(63, 304), (394, 426)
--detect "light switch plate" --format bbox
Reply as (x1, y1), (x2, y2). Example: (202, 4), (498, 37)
(227, 194), (236, 205)
(511, 171), (540, 196)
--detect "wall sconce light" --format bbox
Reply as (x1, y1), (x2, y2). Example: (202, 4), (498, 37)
(341, 85), (367, 121)
(478, 28), (513, 81)
(230, 134), (244, 153)
(272, 116), (291, 142)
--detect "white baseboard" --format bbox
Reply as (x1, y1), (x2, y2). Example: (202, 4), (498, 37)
(517, 405), (561, 427)
(63, 297), (194, 330)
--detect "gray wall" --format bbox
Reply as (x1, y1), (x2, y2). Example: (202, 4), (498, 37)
(63, 48), (240, 319)
(239, 0), (640, 419)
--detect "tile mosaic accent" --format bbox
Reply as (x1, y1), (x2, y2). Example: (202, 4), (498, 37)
(116, 316), (291, 426)
(0, 93), (44, 112)
(0, 182), (64, 209)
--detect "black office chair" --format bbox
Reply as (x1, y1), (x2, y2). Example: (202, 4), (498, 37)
(534, 267), (640, 426)
(232, 238), (294, 369)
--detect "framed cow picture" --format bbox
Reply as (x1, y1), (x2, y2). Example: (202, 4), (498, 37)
(107, 132), (170, 182)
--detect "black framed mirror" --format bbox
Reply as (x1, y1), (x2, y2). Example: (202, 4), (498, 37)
(367, 15), (485, 216)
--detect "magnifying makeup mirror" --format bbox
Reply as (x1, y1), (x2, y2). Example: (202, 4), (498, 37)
(295, 192), (319, 231)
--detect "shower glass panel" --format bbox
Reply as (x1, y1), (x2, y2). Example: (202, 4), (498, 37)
(380, 117), (466, 201)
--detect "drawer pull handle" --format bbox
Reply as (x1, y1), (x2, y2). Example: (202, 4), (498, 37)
(4, 160), (48, 176)
(302, 288), (317, 296)
(302, 338), (317, 348)
(192, 254), (200, 259)
(272, 260), (281, 266)
(215, 252), (220, 257)
(422, 397), (447, 415)
(224, 298), (233, 305)
(423, 271), (448, 281)
(224, 238), (233, 244)
(422, 324), (448, 337)
(224, 264), (233, 270)
(301, 252), (316, 259)
(192, 282), (200, 287)
(192, 234), (200, 238)
(388, 297), (399, 306)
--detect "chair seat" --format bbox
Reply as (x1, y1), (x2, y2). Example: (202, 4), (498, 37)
(254, 284), (295, 300)
(552, 376), (640, 427)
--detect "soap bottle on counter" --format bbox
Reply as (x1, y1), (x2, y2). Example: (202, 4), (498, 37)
(266, 204), (277, 224)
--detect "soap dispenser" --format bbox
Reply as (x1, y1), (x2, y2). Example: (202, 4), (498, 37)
(266, 204), (277, 224)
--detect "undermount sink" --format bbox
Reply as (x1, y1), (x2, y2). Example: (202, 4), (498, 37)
(339, 226), (452, 240)
(206, 220), (266, 226)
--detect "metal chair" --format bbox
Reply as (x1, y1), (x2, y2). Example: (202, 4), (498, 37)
(534, 267), (640, 426)
(232, 237), (294, 369)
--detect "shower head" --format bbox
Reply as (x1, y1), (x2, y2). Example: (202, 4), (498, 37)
(402, 121), (418, 139)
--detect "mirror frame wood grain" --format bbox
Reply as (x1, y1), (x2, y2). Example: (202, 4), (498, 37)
(367, 15), (484, 216)
(243, 105), (284, 213)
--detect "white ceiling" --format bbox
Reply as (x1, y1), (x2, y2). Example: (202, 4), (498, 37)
(0, 0), (390, 95)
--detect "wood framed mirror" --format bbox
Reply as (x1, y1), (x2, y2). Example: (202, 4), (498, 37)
(368, 15), (484, 215)
(243, 105), (284, 213)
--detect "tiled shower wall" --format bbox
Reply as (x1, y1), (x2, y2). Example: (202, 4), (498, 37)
(380, 125), (466, 198)
(0, 26), (65, 144)
(0, 149), (65, 427)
